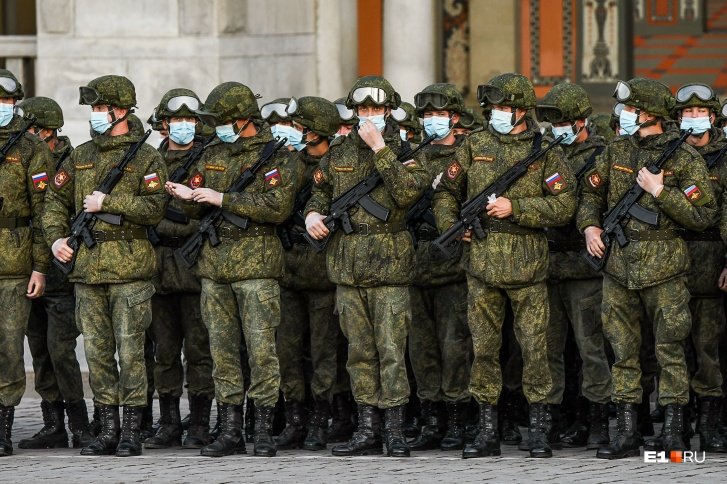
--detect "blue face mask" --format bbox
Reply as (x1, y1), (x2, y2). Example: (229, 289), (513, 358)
(168, 121), (196, 145)
(215, 124), (239, 143)
(724, 127), (727, 137)
(270, 124), (283, 140)
(0, 103), (13, 127)
(489, 109), (517, 135)
(619, 110), (641, 136)
(399, 129), (408, 142)
(278, 125), (306, 151)
(680, 116), (711, 135)
(359, 114), (386, 132)
(551, 123), (579, 145)
(90, 111), (112, 134)
(424, 115), (452, 139)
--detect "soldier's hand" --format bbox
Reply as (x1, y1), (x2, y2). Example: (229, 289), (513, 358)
(27, 271), (45, 299)
(83, 191), (106, 213)
(166, 181), (194, 200)
(51, 237), (74, 263)
(486, 197), (513, 219)
(358, 119), (386, 152)
(585, 226), (606, 258)
(305, 212), (329, 240)
(460, 228), (472, 243)
(718, 267), (727, 292)
(192, 188), (223, 207)
(636, 167), (664, 197)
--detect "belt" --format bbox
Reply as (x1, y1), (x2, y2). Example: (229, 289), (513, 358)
(681, 228), (722, 242)
(217, 224), (276, 240)
(626, 228), (679, 242)
(158, 236), (184, 248)
(92, 228), (149, 242)
(481, 217), (543, 236)
(350, 222), (406, 236)
(548, 239), (586, 252)
(0, 216), (30, 229)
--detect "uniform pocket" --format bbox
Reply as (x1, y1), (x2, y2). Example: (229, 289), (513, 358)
(578, 292), (602, 338)
(255, 281), (281, 329)
(127, 283), (155, 307)
(656, 303), (692, 344)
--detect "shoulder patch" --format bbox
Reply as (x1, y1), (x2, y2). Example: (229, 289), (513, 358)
(144, 173), (161, 192)
(74, 163), (94, 170)
(473, 155), (495, 163)
(313, 167), (325, 185)
(53, 169), (70, 189)
(683, 184), (707, 206)
(31, 172), (49, 192)
(612, 164), (634, 174)
(588, 172), (603, 188)
(188, 171), (204, 189)
(205, 164), (226, 172)
(446, 160), (462, 180)
(545, 172), (566, 194)
(265, 168), (282, 187)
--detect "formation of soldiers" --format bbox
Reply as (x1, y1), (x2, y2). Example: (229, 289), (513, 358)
(2, 65), (727, 463)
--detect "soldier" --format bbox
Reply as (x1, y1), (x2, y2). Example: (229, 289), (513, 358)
(406, 83), (471, 453)
(577, 78), (717, 459)
(452, 107), (485, 137)
(333, 98), (358, 138)
(274, 97), (341, 451)
(143, 89), (215, 450)
(535, 83), (612, 449)
(15, 97), (94, 451)
(305, 76), (431, 457)
(42, 75), (168, 457)
(261, 98), (292, 140)
(166, 81), (299, 457)
(0, 69), (52, 457)
(432, 73), (577, 459)
(392, 101), (422, 143)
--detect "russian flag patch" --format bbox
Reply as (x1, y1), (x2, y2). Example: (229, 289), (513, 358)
(545, 172), (566, 194)
(683, 184), (702, 203)
(32, 172), (49, 191)
(265, 168), (282, 187)
(144, 172), (161, 192)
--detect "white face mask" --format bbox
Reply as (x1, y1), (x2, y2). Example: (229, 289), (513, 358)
(489, 109), (518, 134)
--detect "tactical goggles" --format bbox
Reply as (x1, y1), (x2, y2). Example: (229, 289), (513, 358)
(612, 81), (633, 102)
(391, 106), (409, 122)
(13, 105), (23, 117)
(675, 84), (716, 103)
(613, 103), (625, 116)
(0, 76), (20, 95)
(476, 85), (523, 105)
(456, 110), (476, 128)
(261, 102), (289, 120)
(165, 95), (200, 112)
(350, 87), (389, 105)
(335, 103), (356, 121)
(414, 92), (450, 111)
(722, 103), (727, 118)
(79, 86), (102, 105)
(535, 105), (567, 124)
(285, 98), (299, 116)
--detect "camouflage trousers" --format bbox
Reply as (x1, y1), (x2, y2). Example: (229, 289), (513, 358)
(0, 278), (31, 407)
(337, 285), (411, 409)
(545, 278), (612, 405)
(333, 326), (351, 395)
(150, 292), (214, 398)
(409, 282), (471, 403)
(467, 275), (552, 405)
(602, 274), (691, 406)
(201, 278), (280, 408)
(689, 296), (725, 397)
(277, 287), (338, 403)
(75, 281), (154, 407)
(27, 290), (84, 403)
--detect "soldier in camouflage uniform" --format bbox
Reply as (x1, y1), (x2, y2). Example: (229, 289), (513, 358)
(577, 78), (717, 459)
(166, 81), (299, 458)
(333, 97), (358, 138)
(261, 97), (292, 139)
(392, 101), (422, 143)
(433, 73), (577, 459)
(274, 97), (341, 451)
(535, 83), (612, 450)
(305, 76), (431, 457)
(143, 89), (215, 451)
(42, 75), (167, 457)
(0, 69), (52, 457)
(15, 97), (94, 451)
(407, 83), (471, 452)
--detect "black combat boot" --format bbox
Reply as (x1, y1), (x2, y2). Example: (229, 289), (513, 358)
(243, 399), (255, 443)
(89, 403), (101, 437)
(332, 405), (383, 456)
(183, 395), (213, 449)
(650, 404), (664, 423)
(254, 406), (277, 457)
(383, 406), (410, 457)
(462, 404), (500, 458)
(143, 396), (181, 449)
(275, 400), (306, 450)
(662, 404), (688, 454)
(561, 397), (588, 448)
(499, 391), (522, 445)
(200, 403), (245, 457)
(408, 400), (444, 450)
(528, 403), (553, 458)
(116, 406), (144, 457)
(586, 402), (610, 450)
(596, 402), (641, 459)
(327, 392), (355, 443)
(80, 405), (120, 456)
(403, 395), (421, 439)
(0, 405), (15, 456)
(638, 399), (654, 437)
(440, 401), (467, 451)
(698, 397), (727, 453)
(66, 400), (95, 448)
(519, 404), (561, 452)
(19, 401), (68, 449)
(303, 399), (329, 451)
(139, 396), (155, 441)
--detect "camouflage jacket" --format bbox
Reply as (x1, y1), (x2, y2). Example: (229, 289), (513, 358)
(0, 116), (53, 279)
(433, 120), (577, 289)
(42, 129), (168, 284)
(546, 134), (606, 282)
(180, 125), (300, 284)
(577, 129), (717, 290)
(305, 124), (431, 287)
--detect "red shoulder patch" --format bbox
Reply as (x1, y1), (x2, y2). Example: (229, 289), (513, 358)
(588, 172), (603, 188)
(188, 171), (204, 189)
(446, 161), (462, 180)
(53, 169), (70, 189)
(313, 167), (324, 185)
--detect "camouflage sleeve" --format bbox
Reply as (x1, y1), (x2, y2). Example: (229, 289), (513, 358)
(510, 145), (577, 228)
(222, 153), (300, 224)
(719, 165), (727, 246)
(654, 150), (716, 232)
(304, 151), (333, 216)
(101, 148), (169, 226)
(373, 146), (430, 208)
(41, 152), (76, 247)
(27, 139), (53, 274)
(576, 147), (611, 232)
(432, 140), (470, 233)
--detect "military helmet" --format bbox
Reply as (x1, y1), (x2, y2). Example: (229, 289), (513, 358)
(0, 69), (24, 100)
(718, 100), (727, 128)
(391, 102), (422, 132)
(199, 82), (261, 123)
(414, 83), (465, 115)
(345, 76), (401, 109)
(260, 97), (291, 125)
(147, 109), (164, 131)
(536, 83), (593, 124)
(454, 107), (485, 131)
(155, 88), (202, 119)
(672, 83), (720, 116)
(18, 97), (64, 129)
(286, 96), (340, 137)
(79, 75), (136, 108)
(612, 78), (674, 118)
(477, 73), (536, 110)
(334, 97), (358, 126)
